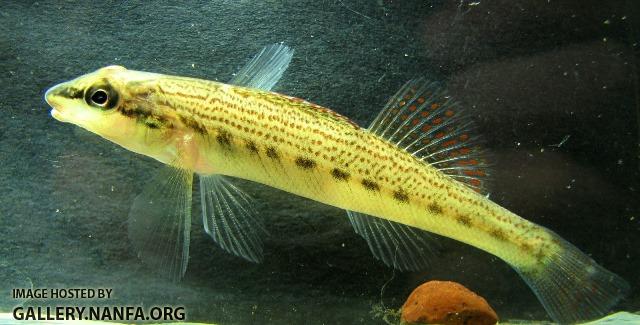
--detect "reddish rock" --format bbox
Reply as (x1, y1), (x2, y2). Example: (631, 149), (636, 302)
(401, 280), (498, 325)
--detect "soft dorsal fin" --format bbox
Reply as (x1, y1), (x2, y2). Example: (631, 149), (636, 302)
(368, 78), (490, 194)
(229, 43), (294, 91)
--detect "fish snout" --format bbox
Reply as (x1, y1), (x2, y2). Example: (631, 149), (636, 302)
(45, 83), (71, 121)
(45, 84), (63, 107)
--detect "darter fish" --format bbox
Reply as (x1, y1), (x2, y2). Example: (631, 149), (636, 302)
(44, 44), (629, 324)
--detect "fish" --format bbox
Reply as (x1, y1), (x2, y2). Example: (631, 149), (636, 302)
(45, 44), (629, 324)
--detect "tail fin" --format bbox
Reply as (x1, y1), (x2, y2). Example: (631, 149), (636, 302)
(515, 230), (629, 324)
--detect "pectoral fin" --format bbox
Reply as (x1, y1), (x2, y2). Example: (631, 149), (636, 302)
(128, 166), (193, 281)
(200, 175), (266, 263)
(346, 210), (439, 271)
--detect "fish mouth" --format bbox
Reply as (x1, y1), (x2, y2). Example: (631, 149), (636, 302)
(44, 84), (58, 106)
(50, 108), (64, 121)
(45, 84), (67, 121)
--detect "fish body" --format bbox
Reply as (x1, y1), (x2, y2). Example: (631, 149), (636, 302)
(146, 75), (543, 269)
(45, 45), (628, 324)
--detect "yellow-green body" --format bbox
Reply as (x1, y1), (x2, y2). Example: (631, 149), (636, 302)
(145, 74), (552, 272)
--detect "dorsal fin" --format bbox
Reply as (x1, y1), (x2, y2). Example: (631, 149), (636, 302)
(368, 78), (490, 194)
(229, 43), (294, 91)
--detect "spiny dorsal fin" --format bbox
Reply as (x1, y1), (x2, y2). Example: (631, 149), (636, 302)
(229, 43), (294, 91)
(346, 210), (439, 272)
(368, 78), (490, 194)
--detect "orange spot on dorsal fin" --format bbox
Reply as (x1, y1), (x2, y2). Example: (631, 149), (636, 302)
(367, 78), (491, 195)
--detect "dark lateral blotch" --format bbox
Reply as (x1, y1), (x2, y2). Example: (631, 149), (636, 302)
(245, 140), (259, 154)
(361, 179), (380, 191)
(456, 214), (472, 227)
(490, 228), (507, 241)
(266, 147), (279, 160)
(216, 129), (232, 147)
(393, 189), (409, 203)
(427, 203), (443, 215)
(295, 157), (316, 169)
(520, 242), (533, 253)
(331, 168), (350, 181)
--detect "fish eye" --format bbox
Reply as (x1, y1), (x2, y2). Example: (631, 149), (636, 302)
(90, 89), (108, 106)
(85, 84), (119, 110)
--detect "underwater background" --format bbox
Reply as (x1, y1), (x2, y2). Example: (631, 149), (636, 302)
(1, 0), (639, 323)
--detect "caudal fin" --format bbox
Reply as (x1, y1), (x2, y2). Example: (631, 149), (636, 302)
(515, 231), (629, 324)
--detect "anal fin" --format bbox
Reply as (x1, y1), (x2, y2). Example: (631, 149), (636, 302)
(346, 210), (439, 272)
(200, 175), (266, 263)
(128, 166), (193, 281)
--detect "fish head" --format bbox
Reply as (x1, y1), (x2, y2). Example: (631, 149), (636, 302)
(46, 65), (129, 126)
(45, 65), (176, 163)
